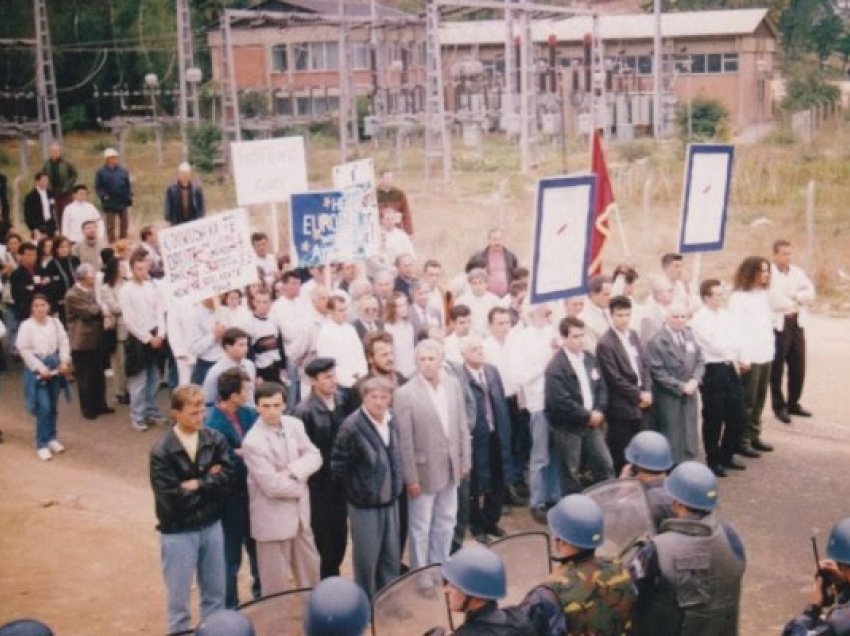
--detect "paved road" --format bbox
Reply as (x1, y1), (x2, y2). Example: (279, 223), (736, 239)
(0, 313), (847, 634)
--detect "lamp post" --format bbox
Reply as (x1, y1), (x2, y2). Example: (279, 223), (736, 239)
(186, 66), (203, 125)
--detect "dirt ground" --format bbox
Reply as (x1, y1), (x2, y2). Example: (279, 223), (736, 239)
(0, 311), (847, 634)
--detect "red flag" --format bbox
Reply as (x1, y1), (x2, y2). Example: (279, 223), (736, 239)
(588, 130), (615, 276)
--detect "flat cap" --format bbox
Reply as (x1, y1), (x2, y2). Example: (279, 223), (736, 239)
(305, 357), (336, 378)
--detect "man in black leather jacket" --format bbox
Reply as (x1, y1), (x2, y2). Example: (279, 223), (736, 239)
(150, 385), (235, 635)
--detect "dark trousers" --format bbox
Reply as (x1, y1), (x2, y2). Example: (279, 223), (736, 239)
(508, 397), (530, 485)
(771, 316), (806, 411)
(221, 491), (260, 607)
(310, 491), (348, 579)
(741, 362), (771, 444)
(256, 363), (282, 384)
(398, 489), (408, 565)
(54, 191), (73, 231)
(71, 348), (107, 417)
(451, 477), (470, 553)
(700, 362), (745, 466)
(470, 433), (505, 534)
(551, 425), (615, 495)
(606, 415), (646, 475)
(191, 358), (216, 386)
(105, 208), (129, 242)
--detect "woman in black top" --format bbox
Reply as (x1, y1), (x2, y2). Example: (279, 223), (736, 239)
(43, 235), (79, 323)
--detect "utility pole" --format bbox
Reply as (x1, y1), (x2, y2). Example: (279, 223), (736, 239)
(424, 0), (452, 183)
(34, 0), (62, 156)
(219, 10), (241, 143)
(652, 0), (663, 138)
(177, 0), (201, 159)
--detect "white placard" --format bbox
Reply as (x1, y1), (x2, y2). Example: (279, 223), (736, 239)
(332, 158), (379, 257)
(160, 209), (258, 303)
(678, 144), (734, 253)
(530, 175), (596, 303)
(231, 136), (308, 206)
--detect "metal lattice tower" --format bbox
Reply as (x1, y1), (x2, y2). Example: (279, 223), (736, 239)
(424, 0), (452, 184)
(176, 0), (200, 128)
(517, 1), (538, 173)
(219, 10), (242, 143)
(34, 0), (62, 155)
(338, 0), (357, 161)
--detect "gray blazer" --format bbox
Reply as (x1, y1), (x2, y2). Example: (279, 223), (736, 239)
(395, 372), (471, 494)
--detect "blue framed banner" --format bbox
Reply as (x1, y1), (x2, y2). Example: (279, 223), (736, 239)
(678, 143), (734, 253)
(290, 190), (374, 267)
(529, 174), (597, 304)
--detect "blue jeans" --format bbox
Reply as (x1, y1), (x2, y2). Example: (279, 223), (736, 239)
(32, 380), (60, 449)
(407, 483), (458, 570)
(529, 410), (561, 507)
(191, 358), (216, 386)
(551, 425), (615, 496)
(128, 360), (163, 425)
(4, 310), (19, 355)
(160, 521), (226, 634)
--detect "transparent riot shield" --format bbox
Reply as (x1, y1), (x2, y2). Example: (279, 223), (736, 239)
(489, 531), (552, 605)
(584, 478), (655, 563)
(372, 564), (452, 636)
(237, 587), (312, 635)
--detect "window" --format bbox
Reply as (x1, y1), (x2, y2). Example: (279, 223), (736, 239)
(271, 45), (287, 72)
(294, 44), (309, 71)
(292, 42), (340, 71)
(722, 53), (739, 72)
(706, 53), (722, 73)
(275, 96), (293, 115)
(636, 55), (652, 75)
(691, 54), (706, 74)
(353, 44), (370, 70)
(684, 53), (738, 74)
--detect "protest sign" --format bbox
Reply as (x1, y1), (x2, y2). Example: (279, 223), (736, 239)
(159, 209), (257, 303)
(290, 190), (374, 267)
(332, 158), (379, 256)
(529, 175), (597, 304)
(678, 144), (734, 253)
(231, 136), (308, 206)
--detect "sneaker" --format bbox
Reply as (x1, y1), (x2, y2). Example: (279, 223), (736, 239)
(131, 421), (149, 432)
(37, 447), (53, 461)
(145, 414), (169, 426)
(47, 440), (65, 454)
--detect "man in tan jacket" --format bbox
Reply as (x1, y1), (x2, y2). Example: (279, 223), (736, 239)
(242, 382), (322, 595)
(65, 263), (113, 419)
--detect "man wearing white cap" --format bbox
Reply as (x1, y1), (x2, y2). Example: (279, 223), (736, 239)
(95, 148), (132, 242)
(164, 162), (206, 226)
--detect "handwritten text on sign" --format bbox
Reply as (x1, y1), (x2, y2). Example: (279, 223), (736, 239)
(290, 191), (373, 267)
(231, 136), (308, 206)
(160, 209), (258, 303)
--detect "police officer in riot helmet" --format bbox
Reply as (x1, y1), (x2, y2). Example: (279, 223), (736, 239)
(0, 619), (53, 636)
(622, 430), (675, 529)
(629, 461), (746, 636)
(196, 609), (255, 636)
(520, 494), (635, 635)
(783, 517), (850, 636)
(304, 577), (370, 636)
(433, 546), (535, 635)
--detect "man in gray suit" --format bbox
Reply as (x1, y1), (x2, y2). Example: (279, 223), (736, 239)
(395, 339), (471, 572)
(647, 303), (706, 467)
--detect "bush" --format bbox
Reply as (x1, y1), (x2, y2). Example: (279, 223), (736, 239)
(781, 74), (840, 112)
(61, 104), (90, 132)
(677, 97), (730, 141)
(188, 123), (222, 173)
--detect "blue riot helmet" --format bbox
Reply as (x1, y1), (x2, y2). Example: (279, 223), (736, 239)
(625, 431), (674, 472)
(826, 517), (850, 565)
(304, 577), (370, 636)
(441, 545), (507, 600)
(548, 494), (604, 549)
(665, 461), (718, 511)
(0, 620), (53, 636)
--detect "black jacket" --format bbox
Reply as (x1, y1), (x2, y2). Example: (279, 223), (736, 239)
(596, 328), (651, 422)
(23, 187), (55, 234)
(454, 603), (536, 636)
(149, 427), (235, 534)
(294, 390), (353, 496)
(544, 349), (608, 430)
(330, 408), (404, 508)
(164, 181), (205, 225)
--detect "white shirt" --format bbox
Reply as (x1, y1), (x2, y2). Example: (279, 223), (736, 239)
(727, 289), (774, 365)
(17, 316), (71, 373)
(256, 253), (279, 285)
(564, 348), (593, 409)
(769, 263), (815, 330)
(455, 291), (500, 337)
(483, 331), (518, 397)
(215, 304), (253, 333)
(188, 305), (224, 363)
(424, 375), (451, 438)
(119, 277), (166, 343)
(385, 321), (416, 378)
(37, 188), (51, 221)
(691, 306), (740, 364)
(613, 327), (641, 378)
(364, 408), (392, 445)
(443, 333), (463, 365)
(579, 302), (610, 353)
(61, 201), (105, 243)
(374, 227), (415, 266)
(165, 297), (196, 361)
(511, 323), (557, 413)
(315, 320), (368, 388)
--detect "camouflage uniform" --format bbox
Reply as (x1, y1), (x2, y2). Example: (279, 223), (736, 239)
(783, 587), (850, 636)
(520, 553), (635, 635)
